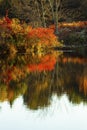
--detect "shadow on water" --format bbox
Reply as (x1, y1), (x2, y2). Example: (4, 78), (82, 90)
(54, 45), (87, 57)
(0, 47), (87, 109)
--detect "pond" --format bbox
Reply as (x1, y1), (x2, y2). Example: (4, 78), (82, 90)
(0, 50), (87, 130)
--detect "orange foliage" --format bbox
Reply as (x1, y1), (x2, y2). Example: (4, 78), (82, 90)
(1, 53), (57, 84)
(2, 66), (26, 84)
(59, 21), (87, 28)
(0, 16), (61, 48)
(28, 54), (57, 72)
(27, 27), (58, 46)
(28, 28), (55, 39)
(49, 21), (87, 30)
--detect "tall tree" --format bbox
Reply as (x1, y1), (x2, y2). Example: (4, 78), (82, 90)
(35, 0), (47, 27)
(48, 0), (62, 34)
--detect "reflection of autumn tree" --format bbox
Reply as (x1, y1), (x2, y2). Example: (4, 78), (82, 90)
(55, 56), (87, 104)
(67, 88), (85, 104)
(0, 51), (58, 108)
(78, 65), (87, 96)
(0, 81), (27, 105)
(23, 56), (87, 109)
(1, 53), (87, 108)
(23, 72), (53, 110)
(0, 84), (7, 102)
(0, 51), (58, 84)
(8, 82), (27, 106)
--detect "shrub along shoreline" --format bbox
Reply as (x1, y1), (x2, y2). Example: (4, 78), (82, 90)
(0, 16), (62, 55)
(0, 16), (87, 55)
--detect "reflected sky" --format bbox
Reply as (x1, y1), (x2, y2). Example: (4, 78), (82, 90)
(0, 95), (87, 130)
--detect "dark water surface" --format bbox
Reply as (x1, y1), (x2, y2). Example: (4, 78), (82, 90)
(0, 50), (87, 130)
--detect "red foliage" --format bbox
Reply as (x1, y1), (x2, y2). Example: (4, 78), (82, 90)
(28, 54), (57, 72)
(5, 16), (12, 24)
(5, 10), (12, 24)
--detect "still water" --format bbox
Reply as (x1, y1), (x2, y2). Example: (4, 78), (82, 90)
(0, 50), (87, 130)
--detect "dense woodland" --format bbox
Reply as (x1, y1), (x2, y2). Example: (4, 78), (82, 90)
(0, 0), (87, 25)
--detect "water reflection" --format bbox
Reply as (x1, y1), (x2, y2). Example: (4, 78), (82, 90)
(0, 50), (87, 109)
